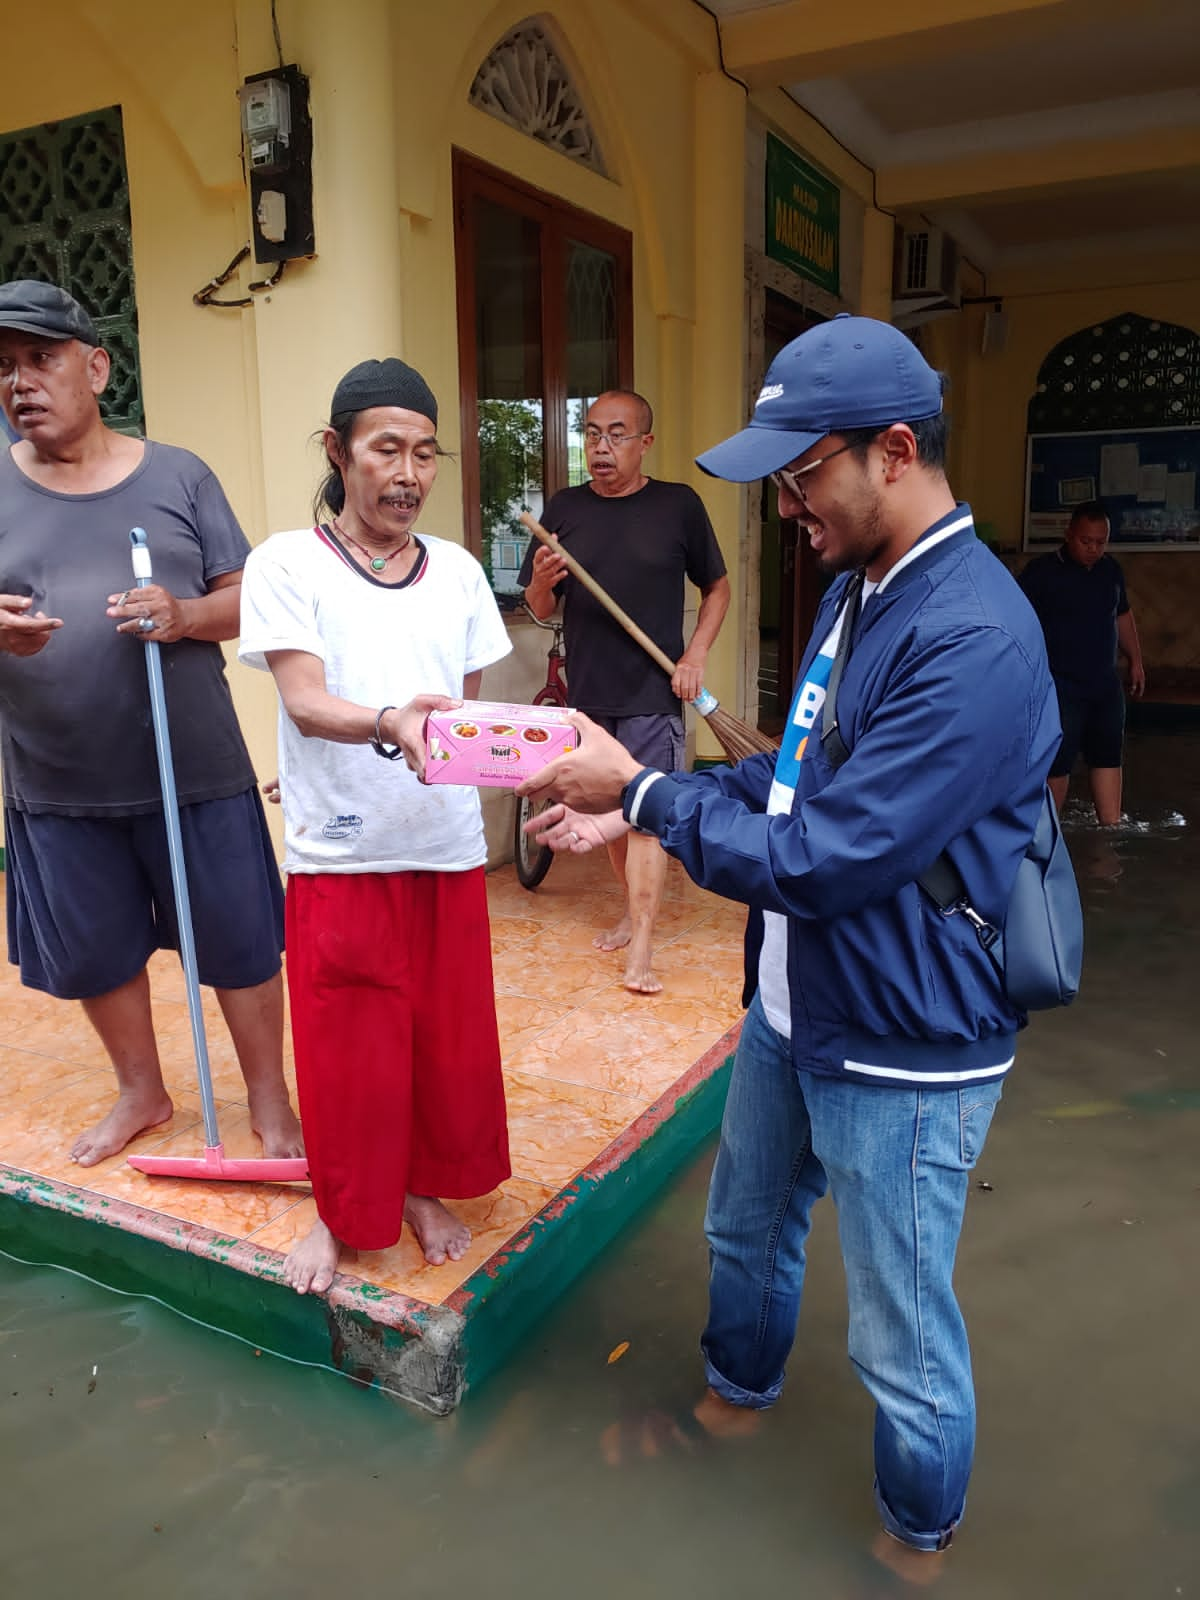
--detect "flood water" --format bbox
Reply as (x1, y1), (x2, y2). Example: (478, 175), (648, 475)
(2, 727), (1198, 1599)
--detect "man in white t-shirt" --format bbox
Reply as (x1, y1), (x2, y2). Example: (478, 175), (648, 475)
(240, 358), (513, 1296)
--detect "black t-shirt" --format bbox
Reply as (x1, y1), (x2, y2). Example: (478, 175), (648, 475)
(518, 478), (726, 717)
(1018, 546), (1129, 695)
(0, 442), (256, 815)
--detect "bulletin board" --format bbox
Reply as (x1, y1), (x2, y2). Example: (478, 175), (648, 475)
(1024, 426), (1200, 551)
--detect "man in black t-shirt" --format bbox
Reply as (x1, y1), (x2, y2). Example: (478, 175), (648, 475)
(521, 390), (729, 993)
(1019, 500), (1145, 824)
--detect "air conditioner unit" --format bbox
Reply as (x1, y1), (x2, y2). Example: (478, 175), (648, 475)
(892, 225), (961, 315)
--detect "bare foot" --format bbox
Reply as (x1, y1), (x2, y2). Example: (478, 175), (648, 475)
(404, 1194), (471, 1265)
(248, 1093), (305, 1160)
(692, 1386), (763, 1439)
(594, 913), (632, 953)
(283, 1216), (341, 1295)
(871, 1530), (947, 1588)
(600, 1411), (696, 1466)
(70, 1088), (174, 1167)
(623, 937), (662, 995)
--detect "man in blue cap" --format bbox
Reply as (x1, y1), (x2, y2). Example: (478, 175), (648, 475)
(519, 315), (1060, 1572)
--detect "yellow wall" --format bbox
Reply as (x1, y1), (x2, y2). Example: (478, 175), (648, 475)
(6, 0), (753, 845)
(6, 0), (284, 781)
(925, 267), (1200, 680)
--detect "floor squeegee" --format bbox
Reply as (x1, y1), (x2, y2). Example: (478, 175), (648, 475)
(124, 527), (309, 1184)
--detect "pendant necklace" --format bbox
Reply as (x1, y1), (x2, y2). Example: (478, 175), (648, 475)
(332, 519), (412, 573)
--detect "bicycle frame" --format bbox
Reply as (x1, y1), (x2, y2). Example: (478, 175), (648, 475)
(525, 605), (567, 706)
(514, 602), (567, 888)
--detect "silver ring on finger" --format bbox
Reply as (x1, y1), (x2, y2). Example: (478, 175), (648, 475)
(137, 615), (155, 633)
(567, 830), (579, 844)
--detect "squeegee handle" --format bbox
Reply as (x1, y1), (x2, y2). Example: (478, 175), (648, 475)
(130, 528), (220, 1149)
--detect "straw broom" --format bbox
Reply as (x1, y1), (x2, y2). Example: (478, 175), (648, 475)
(519, 512), (777, 761)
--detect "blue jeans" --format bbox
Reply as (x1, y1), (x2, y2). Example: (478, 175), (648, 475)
(702, 994), (1002, 1551)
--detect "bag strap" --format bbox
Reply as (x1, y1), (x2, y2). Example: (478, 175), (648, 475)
(819, 570), (864, 771)
(917, 853), (966, 912)
(817, 572), (1002, 961)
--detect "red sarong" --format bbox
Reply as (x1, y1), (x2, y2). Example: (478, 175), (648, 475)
(284, 868), (510, 1250)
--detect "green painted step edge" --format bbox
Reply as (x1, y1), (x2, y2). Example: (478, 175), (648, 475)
(454, 1052), (734, 1397)
(0, 1180), (368, 1371)
(0, 1051), (734, 1409)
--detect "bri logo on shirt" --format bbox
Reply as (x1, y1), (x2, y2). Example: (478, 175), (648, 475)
(322, 814), (364, 840)
(773, 648), (835, 796)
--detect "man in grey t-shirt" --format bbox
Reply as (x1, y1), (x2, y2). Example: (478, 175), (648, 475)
(0, 280), (301, 1167)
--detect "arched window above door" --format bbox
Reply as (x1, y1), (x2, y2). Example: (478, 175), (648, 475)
(1028, 312), (1200, 433)
(469, 19), (607, 177)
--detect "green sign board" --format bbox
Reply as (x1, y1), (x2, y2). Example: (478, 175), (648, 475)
(765, 134), (840, 296)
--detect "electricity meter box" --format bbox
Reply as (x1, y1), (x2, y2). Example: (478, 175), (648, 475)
(238, 77), (292, 173)
(238, 64), (315, 263)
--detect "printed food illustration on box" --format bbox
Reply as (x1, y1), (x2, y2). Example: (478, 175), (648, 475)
(424, 700), (578, 788)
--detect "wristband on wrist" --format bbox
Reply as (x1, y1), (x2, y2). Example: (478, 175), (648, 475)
(369, 705), (404, 760)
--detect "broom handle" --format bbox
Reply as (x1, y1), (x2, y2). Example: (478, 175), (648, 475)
(519, 512), (680, 681)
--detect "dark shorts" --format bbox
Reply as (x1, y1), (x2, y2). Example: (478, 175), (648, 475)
(5, 788), (285, 1000)
(1050, 678), (1126, 777)
(590, 712), (686, 773)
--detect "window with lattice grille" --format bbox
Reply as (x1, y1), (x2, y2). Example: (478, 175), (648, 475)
(469, 21), (606, 176)
(0, 104), (143, 433)
(1028, 313), (1200, 434)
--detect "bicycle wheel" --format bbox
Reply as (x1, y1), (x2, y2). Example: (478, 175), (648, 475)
(514, 791), (556, 890)
(514, 679), (566, 890)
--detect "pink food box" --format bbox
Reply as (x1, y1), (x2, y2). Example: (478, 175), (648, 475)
(423, 700), (579, 788)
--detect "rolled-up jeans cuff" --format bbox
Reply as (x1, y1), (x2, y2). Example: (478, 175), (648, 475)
(702, 1352), (783, 1410)
(874, 1481), (958, 1553)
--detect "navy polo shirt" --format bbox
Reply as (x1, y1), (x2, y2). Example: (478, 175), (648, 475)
(1018, 546), (1129, 694)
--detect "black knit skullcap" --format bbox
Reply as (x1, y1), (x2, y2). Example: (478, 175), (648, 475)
(330, 358), (437, 428)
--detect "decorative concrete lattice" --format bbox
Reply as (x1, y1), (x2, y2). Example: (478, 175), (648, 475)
(470, 20), (606, 176)
(0, 105), (143, 433)
(1029, 313), (1200, 434)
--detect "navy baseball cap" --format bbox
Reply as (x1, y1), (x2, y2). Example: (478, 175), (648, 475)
(697, 314), (943, 482)
(0, 280), (99, 346)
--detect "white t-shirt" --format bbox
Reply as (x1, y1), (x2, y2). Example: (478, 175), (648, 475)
(239, 526), (512, 874)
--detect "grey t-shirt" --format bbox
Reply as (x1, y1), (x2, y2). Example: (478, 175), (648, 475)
(0, 441), (256, 815)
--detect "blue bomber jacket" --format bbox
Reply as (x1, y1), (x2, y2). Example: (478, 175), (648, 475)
(623, 507), (1061, 1089)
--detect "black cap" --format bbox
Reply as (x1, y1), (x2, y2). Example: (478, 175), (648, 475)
(0, 280), (99, 345)
(330, 358), (438, 428)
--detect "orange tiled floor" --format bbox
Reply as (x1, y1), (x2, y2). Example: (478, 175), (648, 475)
(0, 852), (745, 1307)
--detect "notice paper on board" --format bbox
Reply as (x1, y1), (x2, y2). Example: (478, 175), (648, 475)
(1165, 471), (1196, 510)
(1100, 442), (1140, 497)
(1138, 463), (1169, 503)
